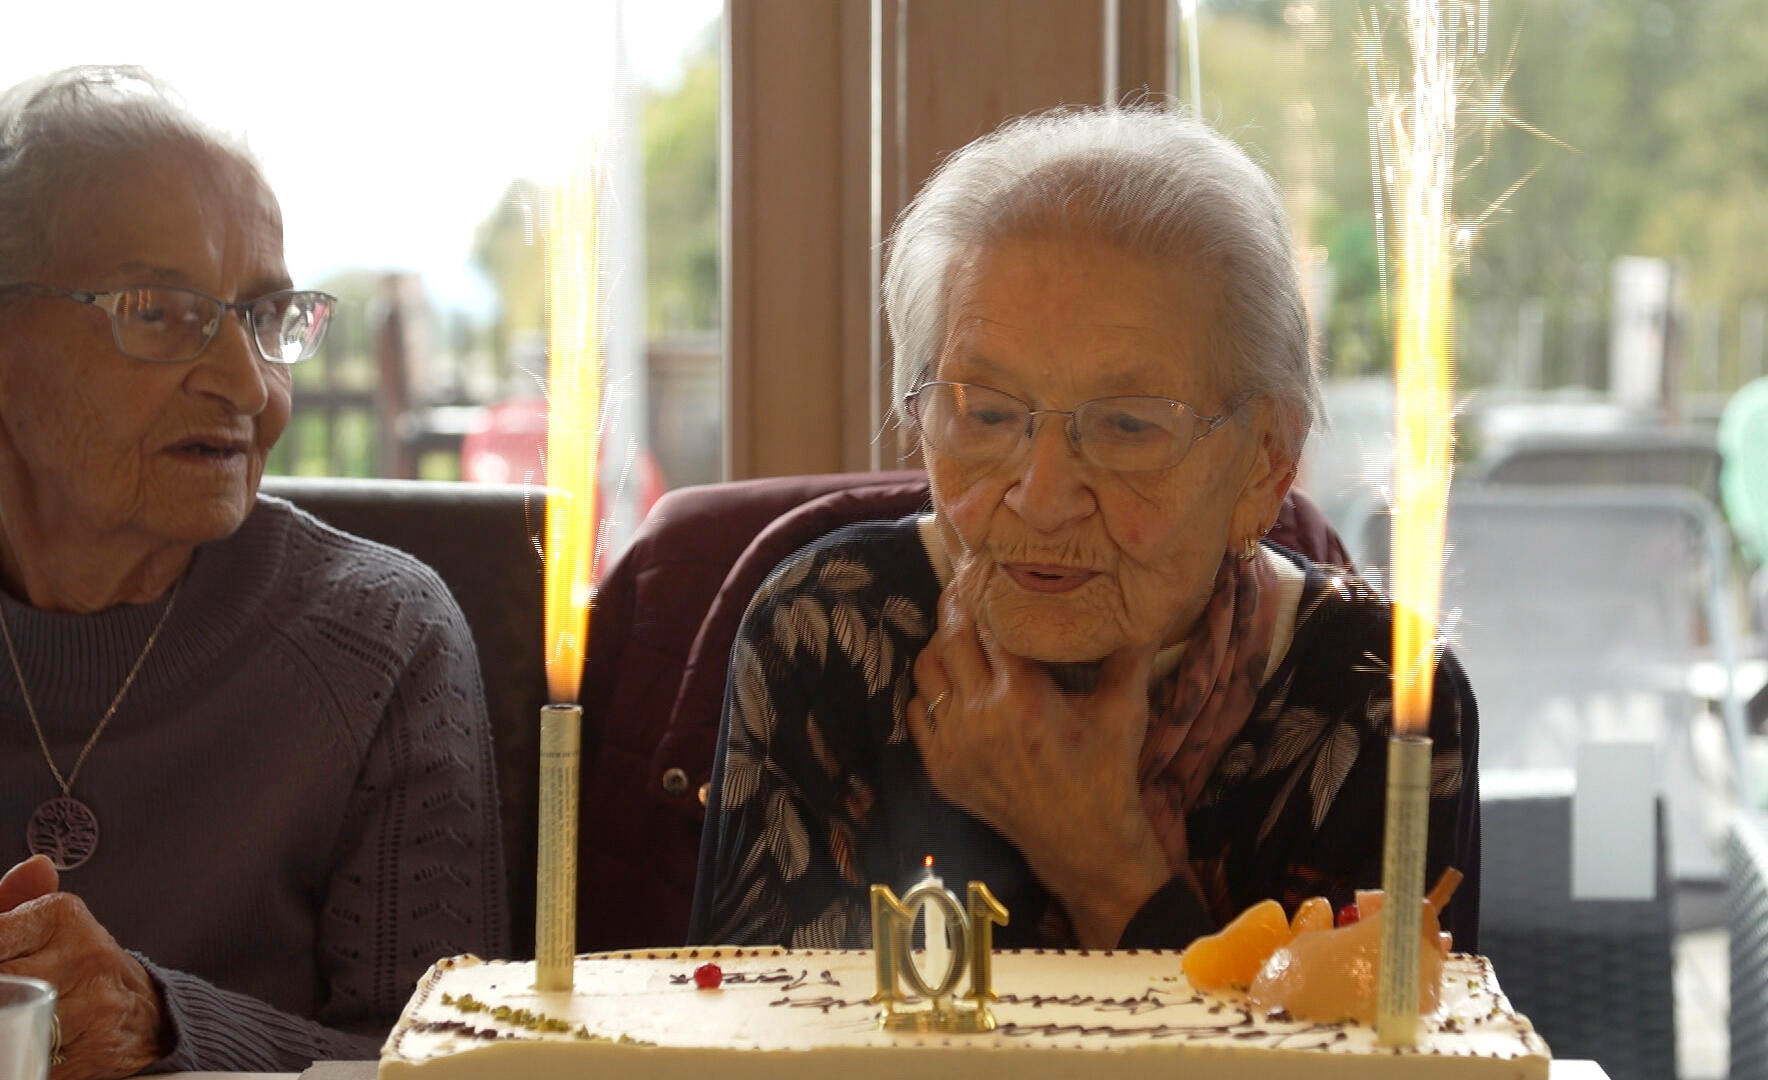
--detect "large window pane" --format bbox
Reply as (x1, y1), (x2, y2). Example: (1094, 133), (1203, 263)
(1, 0), (724, 558)
(1196, 4), (1764, 1076)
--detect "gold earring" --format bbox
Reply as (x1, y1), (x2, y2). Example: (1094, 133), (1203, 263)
(1238, 535), (1260, 561)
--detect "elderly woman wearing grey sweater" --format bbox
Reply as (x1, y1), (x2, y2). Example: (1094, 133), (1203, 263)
(0, 68), (506, 1079)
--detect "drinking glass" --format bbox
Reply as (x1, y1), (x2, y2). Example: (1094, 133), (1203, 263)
(0, 976), (56, 1080)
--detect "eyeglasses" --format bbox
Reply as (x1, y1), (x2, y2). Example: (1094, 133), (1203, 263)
(904, 380), (1237, 473)
(0, 282), (336, 364)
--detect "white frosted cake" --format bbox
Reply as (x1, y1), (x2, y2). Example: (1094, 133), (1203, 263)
(379, 947), (1550, 1080)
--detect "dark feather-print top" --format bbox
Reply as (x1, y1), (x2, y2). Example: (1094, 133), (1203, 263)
(688, 517), (1480, 952)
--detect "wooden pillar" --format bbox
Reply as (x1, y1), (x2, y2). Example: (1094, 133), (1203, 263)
(724, 0), (1168, 480)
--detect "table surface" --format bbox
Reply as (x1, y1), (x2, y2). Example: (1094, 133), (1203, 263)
(162, 1060), (1614, 1080)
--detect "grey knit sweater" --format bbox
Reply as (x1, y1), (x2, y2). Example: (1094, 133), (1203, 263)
(0, 495), (508, 1069)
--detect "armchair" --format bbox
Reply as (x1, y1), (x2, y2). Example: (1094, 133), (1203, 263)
(264, 472), (1350, 953)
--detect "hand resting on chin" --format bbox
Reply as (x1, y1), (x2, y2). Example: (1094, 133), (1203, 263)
(907, 556), (1174, 948)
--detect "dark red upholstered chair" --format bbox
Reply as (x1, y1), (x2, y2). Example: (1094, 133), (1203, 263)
(574, 473), (1350, 952)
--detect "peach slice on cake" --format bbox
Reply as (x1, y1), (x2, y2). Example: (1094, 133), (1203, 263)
(1247, 868), (1463, 1024)
(1180, 899), (1293, 991)
(1288, 895), (1334, 936)
(1181, 893), (1336, 993)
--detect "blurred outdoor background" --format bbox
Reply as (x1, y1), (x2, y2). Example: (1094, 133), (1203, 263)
(6, 1), (1760, 545)
(4, 0), (725, 549)
(6, 3), (1768, 1077)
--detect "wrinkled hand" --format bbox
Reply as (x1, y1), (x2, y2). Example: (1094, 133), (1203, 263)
(0, 854), (57, 914)
(0, 855), (167, 1080)
(908, 559), (1172, 946)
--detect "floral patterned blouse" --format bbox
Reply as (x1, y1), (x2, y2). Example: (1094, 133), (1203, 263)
(688, 517), (1480, 952)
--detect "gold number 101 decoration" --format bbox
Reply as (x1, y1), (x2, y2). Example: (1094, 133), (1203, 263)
(869, 879), (1009, 1032)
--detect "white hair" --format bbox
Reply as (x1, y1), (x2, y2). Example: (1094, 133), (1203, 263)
(883, 104), (1321, 461)
(0, 66), (261, 281)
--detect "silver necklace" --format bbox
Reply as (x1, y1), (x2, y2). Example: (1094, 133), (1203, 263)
(1, 579), (180, 871)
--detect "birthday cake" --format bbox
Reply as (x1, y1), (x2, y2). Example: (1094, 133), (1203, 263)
(378, 947), (1550, 1080)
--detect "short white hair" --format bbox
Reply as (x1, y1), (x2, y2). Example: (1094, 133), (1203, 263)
(883, 104), (1320, 461)
(0, 66), (261, 281)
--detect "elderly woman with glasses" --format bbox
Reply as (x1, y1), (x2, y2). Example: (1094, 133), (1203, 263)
(691, 105), (1479, 953)
(0, 68), (504, 1080)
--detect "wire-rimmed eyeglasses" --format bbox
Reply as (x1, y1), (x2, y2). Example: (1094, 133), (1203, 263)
(904, 380), (1237, 473)
(0, 282), (337, 364)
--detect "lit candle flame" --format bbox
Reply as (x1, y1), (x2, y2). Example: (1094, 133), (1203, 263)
(542, 169), (605, 704)
(1374, 0), (1459, 736)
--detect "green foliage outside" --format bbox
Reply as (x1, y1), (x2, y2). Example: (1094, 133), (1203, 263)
(1202, 0), (1768, 392)
(643, 36), (720, 336)
(471, 180), (546, 376)
(267, 269), (387, 477)
(471, 29), (721, 360)
(465, 2), (1768, 398)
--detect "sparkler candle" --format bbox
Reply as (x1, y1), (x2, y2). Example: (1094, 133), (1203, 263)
(534, 170), (606, 992)
(1368, 0), (1463, 1047)
(535, 703), (581, 992)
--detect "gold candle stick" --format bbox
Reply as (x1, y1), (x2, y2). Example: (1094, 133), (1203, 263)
(961, 880), (1008, 1012)
(1376, 733), (1431, 1045)
(534, 702), (581, 991)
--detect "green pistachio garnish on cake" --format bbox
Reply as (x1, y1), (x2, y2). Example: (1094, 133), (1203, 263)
(436, 993), (576, 1033)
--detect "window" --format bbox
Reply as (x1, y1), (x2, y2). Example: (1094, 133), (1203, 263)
(2, 0), (723, 555)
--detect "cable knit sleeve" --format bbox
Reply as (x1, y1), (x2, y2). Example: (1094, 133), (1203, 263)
(140, 955), (384, 1069)
(143, 554), (508, 1071)
(311, 579), (509, 1029)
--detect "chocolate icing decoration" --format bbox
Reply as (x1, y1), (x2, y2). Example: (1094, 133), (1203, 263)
(671, 967), (837, 989)
(995, 990), (1170, 1016)
(412, 1020), (511, 1042)
(769, 996), (869, 1014)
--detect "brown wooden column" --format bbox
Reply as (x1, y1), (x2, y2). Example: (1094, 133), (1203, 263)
(724, 0), (1168, 480)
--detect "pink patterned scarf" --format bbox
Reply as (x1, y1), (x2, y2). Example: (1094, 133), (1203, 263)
(1137, 548), (1281, 877)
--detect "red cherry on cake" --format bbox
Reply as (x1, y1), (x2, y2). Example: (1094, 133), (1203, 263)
(1335, 903), (1360, 927)
(693, 962), (723, 989)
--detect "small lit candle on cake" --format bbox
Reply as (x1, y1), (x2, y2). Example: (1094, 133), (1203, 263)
(1369, 0), (1459, 1048)
(534, 168), (606, 993)
(918, 856), (952, 978)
